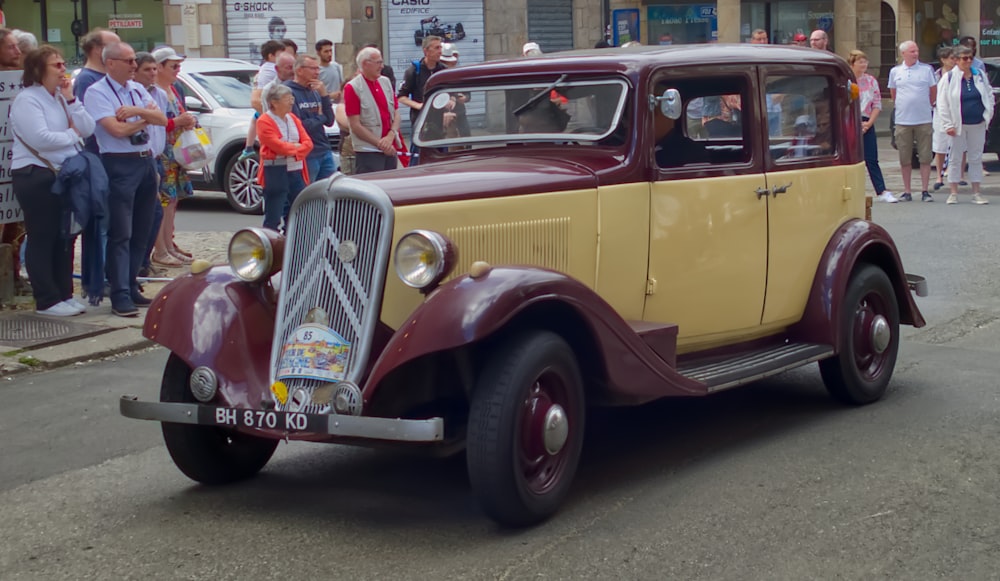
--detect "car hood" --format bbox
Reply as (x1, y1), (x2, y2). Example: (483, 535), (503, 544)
(358, 154), (602, 206)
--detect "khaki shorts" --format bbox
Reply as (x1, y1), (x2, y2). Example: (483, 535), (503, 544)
(895, 123), (933, 165)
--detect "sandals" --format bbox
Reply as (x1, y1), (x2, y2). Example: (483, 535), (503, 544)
(172, 245), (193, 258)
(151, 253), (184, 267)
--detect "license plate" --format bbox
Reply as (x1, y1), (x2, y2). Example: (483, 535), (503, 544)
(199, 406), (318, 432)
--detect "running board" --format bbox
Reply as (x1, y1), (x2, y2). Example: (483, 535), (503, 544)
(678, 342), (834, 393)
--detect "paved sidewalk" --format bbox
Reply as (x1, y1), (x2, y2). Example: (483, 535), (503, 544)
(0, 231), (232, 376)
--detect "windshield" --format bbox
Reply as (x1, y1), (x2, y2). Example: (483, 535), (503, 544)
(188, 72), (254, 109)
(413, 79), (629, 148)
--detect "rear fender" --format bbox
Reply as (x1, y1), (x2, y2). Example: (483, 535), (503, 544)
(363, 267), (705, 406)
(144, 266), (276, 408)
(792, 219), (926, 347)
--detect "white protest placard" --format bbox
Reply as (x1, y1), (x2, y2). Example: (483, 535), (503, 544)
(0, 70), (24, 225)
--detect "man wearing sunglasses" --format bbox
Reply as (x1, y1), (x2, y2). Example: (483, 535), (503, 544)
(84, 42), (167, 317)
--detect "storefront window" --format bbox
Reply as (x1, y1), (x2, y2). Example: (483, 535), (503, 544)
(741, 1), (833, 46)
(915, 0), (961, 61)
(981, 0), (1000, 57)
(88, 0), (165, 53)
(647, 4), (718, 45)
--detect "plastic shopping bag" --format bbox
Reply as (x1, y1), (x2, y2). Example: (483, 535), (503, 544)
(173, 126), (215, 170)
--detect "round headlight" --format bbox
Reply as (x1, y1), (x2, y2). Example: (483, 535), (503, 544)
(229, 228), (274, 282)
(394, 230), (454, 290)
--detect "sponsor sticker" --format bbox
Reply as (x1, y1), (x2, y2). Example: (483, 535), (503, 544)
(276, 324), (351, 381)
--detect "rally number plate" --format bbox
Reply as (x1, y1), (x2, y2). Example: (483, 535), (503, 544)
(200, 406), (319, 432)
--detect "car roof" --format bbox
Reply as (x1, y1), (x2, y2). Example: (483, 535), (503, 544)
(435, 44), (847, 80)
(178, 58), (258, 74)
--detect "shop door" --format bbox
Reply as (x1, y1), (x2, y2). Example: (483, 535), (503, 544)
(527, 0), (574, 53)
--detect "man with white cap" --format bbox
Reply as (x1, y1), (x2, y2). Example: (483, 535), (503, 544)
(522, 42), (542, 57)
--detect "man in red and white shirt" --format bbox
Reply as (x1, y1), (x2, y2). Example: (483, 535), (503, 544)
(343, 47), (400, 174)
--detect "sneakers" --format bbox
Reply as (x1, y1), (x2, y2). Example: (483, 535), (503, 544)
(972, 193), (990, 205)
(933, 181), (944, 191)
(899, 192), (913, 202)
(921, 191), (934, 202)
(111, 301), (140, 318)
(237, 147), (256, 162)
(946, 194), (958, 204)
(877, 191), (899, 203)
(67, 298), (87, 313)
(37, 301), (82, 317)
(131, 291), (153, 307)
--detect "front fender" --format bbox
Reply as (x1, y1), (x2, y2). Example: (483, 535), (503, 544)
(144, 266), (276, 408)
(364, 266), (705, 403)
(792, 219), (926, 346)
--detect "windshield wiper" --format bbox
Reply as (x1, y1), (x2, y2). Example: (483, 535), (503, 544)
(513, 74), (568, 116)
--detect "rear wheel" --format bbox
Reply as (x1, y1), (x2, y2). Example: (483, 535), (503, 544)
(160, 354), (277, 484)
(223, 152), (264, 214)
(819, 265), (900, 405)
(467, 331), (585, 526)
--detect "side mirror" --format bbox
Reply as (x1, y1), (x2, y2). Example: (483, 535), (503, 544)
(657, 88), (683, 120)
(185, 96), (208, 113)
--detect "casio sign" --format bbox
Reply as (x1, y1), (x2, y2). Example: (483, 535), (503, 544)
(391, 0), (430, 5)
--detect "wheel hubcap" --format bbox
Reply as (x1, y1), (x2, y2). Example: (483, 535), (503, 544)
(542, 404), (568, 455)
(871, 315), (891, 354)
(230, 159), (262, 210)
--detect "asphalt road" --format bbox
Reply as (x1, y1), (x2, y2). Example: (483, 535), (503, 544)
(2, 137), (999, 579)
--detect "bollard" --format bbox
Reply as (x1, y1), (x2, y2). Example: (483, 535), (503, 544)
(0, 243), (13, 304)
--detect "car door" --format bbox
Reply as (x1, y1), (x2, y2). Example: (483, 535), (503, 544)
(643, 68), (769, 350)
(759, 68), (864, 327)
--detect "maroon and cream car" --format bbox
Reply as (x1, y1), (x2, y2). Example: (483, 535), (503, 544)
(121, 45), (927, 526)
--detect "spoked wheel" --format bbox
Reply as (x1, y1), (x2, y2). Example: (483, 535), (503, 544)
(819, 265), (900, 405)
(160, 354), (277, 484)
(467, 331), (585, 527)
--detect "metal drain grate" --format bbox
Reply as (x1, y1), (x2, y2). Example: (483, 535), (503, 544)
(0, 312), (109, 349)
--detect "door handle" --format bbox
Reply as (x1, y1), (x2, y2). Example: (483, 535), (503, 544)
(771, 182), (793, 196)
(755, 187), (770, 199)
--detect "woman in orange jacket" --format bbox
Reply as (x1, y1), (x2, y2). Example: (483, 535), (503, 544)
(257, 83), (313, 231)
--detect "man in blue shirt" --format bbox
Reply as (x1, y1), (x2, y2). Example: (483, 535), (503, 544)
(285, 54), (336, 181)
(84, 42), (167, 317)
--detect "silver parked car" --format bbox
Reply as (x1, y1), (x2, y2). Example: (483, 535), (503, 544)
(176, 58), (341, 213)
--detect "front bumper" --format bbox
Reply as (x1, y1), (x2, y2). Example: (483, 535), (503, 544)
(120, 395), (444, 442)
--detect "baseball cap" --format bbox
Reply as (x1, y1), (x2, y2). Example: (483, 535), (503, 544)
(793, 33), (807, 42)
(152, 46), (186, 64)
(522, 42), (542, 56)
(441, 43), (459, 63)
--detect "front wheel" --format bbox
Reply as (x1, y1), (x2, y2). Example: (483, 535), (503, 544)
(223, 152), (264, 214)
(819, 265), (900, 405)
(467, 331), (585, 527)
(160, 354), (277, 484)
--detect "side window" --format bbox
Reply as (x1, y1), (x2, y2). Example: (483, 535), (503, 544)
(766, 75), (837, 160)
(653, 76), (752, 169)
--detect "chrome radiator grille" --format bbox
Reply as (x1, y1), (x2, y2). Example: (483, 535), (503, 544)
(270, 178), (394, 413)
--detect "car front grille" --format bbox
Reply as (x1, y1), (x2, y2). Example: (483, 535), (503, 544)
(270, 178), (394, 414)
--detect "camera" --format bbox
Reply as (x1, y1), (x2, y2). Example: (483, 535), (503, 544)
(129, 129), (150, 146)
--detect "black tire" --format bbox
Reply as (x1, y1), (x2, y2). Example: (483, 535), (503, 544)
(223, 152), (264, 215)
(160, 354), (278, 484)
(455, 23), (465, 40)
(414, 31), (423, 47)
(467, 331), (585, 526)
(819, 265), (900, 405)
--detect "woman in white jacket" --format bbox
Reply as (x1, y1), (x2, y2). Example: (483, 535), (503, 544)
(936, 44), (994, 205)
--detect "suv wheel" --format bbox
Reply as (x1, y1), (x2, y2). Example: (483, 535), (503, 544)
(819, 265), (900, 405)
(224, 152), (264, 214)
(467, 331), (585, 526)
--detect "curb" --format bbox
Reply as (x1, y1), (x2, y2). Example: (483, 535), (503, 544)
(1, 325), (155, 378)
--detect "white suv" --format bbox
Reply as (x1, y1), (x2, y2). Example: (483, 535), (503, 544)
(176, 58), (341, 213)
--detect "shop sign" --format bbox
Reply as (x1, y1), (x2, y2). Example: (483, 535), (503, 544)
(386, 0), (485, 121)
(108, 14), (144, 29)
(225, 0), (307, 63)
(612, 8), (640, 46)
(981, 0), (1000, 56)
(0, 71), (24, 225)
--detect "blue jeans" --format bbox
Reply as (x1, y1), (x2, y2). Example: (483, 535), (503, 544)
(262, 165), (307, 232)
(862, 117), (887, 195)
(306, 150), (337, 182)
(101, 155), (158, 307)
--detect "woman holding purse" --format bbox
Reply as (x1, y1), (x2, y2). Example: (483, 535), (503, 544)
(937, 44), (995, 205)
(256, 83), (312, 232)
(10, 45), (96, 317)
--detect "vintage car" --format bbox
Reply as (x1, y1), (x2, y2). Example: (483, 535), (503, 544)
(121, 45), (927, 527)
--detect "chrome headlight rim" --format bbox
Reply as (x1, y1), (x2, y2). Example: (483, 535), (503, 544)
(228, 227), (275, 283)
(394, 229), (456, 291)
